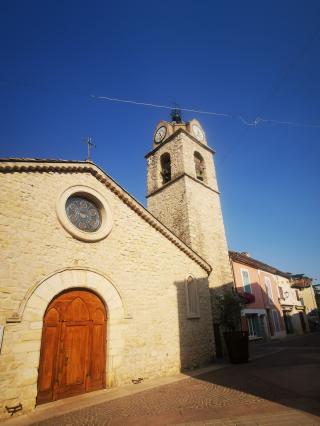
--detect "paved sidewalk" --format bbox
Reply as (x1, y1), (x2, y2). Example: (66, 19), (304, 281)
(3, 364), (229, 426)
(4, 333), (320, 425)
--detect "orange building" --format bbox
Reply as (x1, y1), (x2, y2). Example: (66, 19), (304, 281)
(229, 251), (286, 340)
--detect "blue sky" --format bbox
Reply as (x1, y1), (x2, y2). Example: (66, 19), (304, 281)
(1, 0), (319, 282)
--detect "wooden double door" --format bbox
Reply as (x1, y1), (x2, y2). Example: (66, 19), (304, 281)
(37, 289), (107, 404)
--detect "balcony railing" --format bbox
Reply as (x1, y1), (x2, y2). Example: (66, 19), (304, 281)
(238, 292), (255, 304)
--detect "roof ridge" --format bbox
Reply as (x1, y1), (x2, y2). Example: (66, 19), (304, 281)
(229, 250), (289, 277)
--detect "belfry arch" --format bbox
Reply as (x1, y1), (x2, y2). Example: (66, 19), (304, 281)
(160, 152), (171, 184)
(194, 151), (206, 183)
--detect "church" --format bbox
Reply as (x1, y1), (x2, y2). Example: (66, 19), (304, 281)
(0, 112), (233, 419)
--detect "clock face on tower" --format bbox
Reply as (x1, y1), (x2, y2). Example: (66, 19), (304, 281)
(192, 124), (204, 142)
(154, 126), (167, 143)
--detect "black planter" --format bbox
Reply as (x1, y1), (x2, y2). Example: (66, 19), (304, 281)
(223, 331), (249, 363)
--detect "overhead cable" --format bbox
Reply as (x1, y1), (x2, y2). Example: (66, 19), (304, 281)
(91, 94), (320, 129)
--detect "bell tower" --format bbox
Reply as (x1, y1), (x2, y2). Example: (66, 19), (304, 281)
(146, 110), (233, 292)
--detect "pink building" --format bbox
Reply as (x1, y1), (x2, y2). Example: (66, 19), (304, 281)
(229, 251), (286, 340)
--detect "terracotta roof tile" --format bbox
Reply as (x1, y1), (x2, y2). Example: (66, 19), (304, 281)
(229, 250), (290, 277)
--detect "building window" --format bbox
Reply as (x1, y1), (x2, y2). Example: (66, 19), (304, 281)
(185, 275), (200, 318)
(56, 185), (113, 242)
(241, 269), (252, 293)
(160, 153), (171, 184)
(194, 152), (206, 182)
(246, 314), (262, 338)
(265, 277), (273, 302)
(66, 196), (101, 232)
(278, 286), (284, 299)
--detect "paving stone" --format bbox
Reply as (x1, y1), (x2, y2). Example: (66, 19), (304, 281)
(4, 333), (320, 426)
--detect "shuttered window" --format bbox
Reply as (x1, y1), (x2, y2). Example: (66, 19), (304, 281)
(241, 270), (251, 293)
(265, 277), (273, 301)
(279, 286), (284, 299)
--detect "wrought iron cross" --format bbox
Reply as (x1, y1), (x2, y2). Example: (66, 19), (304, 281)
(84, 137), (96, 162)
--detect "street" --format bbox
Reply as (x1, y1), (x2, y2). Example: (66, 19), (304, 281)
(6, 333), (320, 425)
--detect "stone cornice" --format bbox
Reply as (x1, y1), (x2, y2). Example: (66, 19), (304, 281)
(145, 128), (215, 159)
(0, 159), (212, 274)
(146, 172), (220, 198)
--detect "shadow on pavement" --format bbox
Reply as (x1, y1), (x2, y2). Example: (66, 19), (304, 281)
(194, 331), (320, 418)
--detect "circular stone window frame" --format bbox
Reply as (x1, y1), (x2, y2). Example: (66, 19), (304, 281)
(56, 185), (113, 242)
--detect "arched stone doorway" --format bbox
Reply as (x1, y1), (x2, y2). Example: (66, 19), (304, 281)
(37, 289), (107, 404)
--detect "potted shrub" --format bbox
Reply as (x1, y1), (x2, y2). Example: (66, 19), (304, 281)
(215, 290), (249, 363)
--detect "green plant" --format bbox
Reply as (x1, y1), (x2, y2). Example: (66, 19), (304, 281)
(215, 290), (245, 332)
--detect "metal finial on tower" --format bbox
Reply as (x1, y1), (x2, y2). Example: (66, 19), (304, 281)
(84, 137), (96, 162)
(170, 107), (183, 124)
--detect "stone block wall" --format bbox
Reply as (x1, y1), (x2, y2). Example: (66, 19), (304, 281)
(147, 130), (233, 294)
(0, 165), (214, 420)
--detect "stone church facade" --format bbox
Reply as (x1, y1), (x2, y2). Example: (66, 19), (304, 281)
(0, 115), (232, 419)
